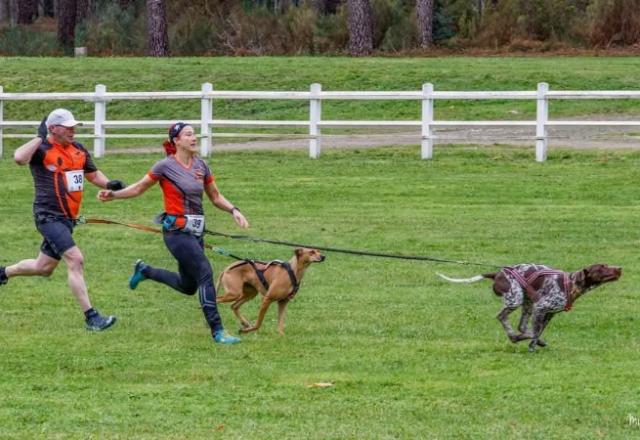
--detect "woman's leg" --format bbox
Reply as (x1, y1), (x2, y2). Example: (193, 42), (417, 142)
(144, 232), (223, 334)
(140, 232), (199, 294)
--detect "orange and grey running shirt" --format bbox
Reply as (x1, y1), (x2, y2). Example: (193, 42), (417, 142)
(29, 141), (97, 219)
(147, 156), (214, 219)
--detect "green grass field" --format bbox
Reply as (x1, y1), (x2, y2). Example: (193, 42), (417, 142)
(1, 145), (639, 438)
(2, 56), (640, 131)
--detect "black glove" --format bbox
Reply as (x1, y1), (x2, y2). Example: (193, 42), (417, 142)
(37, 117), (48, 142)
(106, 180), (126, 190)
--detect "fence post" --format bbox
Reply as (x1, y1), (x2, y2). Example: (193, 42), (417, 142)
(309, 83), (322, 159)
(0, 86), (3, 159)
(200, 82), (213, 157)
(421, 83), (434, 160)
(94, 84), (107, 158)
(536, 82), (549, 162)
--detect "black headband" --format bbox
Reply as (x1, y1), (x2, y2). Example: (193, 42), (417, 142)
(168, 122), (189, 144)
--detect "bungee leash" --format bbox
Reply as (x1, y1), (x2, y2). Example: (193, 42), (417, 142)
(78, 217), (247, 261)
(79, 216), (501, 269)
(202, 228), (501, 269)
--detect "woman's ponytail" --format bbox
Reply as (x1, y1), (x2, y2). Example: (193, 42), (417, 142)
(163, 139), (176, 156)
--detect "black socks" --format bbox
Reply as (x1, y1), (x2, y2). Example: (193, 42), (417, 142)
(84, 308), (98, 320)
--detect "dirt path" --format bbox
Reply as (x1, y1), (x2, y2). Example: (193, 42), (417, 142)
(107, 114), (640, 154)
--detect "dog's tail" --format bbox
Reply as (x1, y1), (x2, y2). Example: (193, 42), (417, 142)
(436, 273), (487, 284)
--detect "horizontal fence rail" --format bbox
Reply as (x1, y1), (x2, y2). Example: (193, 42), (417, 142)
(1, 83), (640, 161)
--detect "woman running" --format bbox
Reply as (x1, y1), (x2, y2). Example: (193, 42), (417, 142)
(98, 122), (248, 344)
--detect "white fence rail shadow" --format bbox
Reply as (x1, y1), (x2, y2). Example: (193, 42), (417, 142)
(2, 82), (640, 162)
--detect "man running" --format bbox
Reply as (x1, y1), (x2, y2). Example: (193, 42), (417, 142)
(0, 108), (123, 331)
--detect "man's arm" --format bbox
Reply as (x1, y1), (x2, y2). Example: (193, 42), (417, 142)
(14, 138), (42, 166)
(85, 170), (110, 188)
(86, 170), (126, 190)
(14, 118), (48, 166)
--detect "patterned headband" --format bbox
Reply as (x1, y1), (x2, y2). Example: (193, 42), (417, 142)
(168, 122), (189, 144)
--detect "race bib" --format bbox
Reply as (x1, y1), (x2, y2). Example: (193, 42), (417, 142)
(65, 170), (84, 192)
(183, 215), (205, 236)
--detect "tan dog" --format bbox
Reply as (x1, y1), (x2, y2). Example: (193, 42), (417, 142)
(216, 248), (325, 335)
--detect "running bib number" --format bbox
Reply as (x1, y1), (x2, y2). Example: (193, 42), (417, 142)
(65, 170), (84, 192)
(183, 215), (205, 235)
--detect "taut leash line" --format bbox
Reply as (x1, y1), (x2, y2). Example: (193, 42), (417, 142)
(80, 217), (501, 269)
(203, 228), (501, 269)
(80, 217), (247, 260)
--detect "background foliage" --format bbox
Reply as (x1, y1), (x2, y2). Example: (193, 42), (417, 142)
(1, 0), (640, 55)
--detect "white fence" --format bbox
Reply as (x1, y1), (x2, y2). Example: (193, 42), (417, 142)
(2, 82), (640, 162)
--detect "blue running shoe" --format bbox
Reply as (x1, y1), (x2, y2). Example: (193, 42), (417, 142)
(86, 313), (117, 331)
(213, 329), (241, 345)
(129, 259), (148, 290)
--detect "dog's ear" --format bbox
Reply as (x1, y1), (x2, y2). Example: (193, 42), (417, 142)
(295, 248), (303, 258)
(584, 264), (601, 279)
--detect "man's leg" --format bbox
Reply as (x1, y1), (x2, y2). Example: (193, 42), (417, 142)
(61, 246), (91, 311)
(62, 246), (116, 331)
(4, 252), (59, 279)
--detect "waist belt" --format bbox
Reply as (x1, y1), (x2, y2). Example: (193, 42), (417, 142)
(156, 213), (205, 237)
(34, 213), (77, 226)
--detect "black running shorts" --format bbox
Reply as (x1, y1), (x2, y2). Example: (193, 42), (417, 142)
(36, 217), (76, 260)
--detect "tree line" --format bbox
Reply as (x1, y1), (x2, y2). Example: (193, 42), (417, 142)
(0, 0), (638, 56)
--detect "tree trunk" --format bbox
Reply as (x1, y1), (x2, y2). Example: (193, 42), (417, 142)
(42, 0), (54, 17)
(416, 0), (434, 48)
(9, 0), (17, 25)
(347, 0), (373, 55)
(16, 0), (38, 24)
(318, 0), (340, 14)
(0, 0), (8, 22)
(57, 0), (76, 53)
(76, 0), (89, 22)
(146, 0), (169, 56)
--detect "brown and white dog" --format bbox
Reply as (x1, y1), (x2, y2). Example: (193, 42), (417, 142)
(437, 263), (622, 351)
(216, 248), (325, 335)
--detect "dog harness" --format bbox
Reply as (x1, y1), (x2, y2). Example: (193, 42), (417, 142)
(503, 266), (573, 311)
(235, 259), (300, 300)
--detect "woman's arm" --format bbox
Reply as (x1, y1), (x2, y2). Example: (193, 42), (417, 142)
(98, 175), (156, 202)
(204, 181), (249, 229)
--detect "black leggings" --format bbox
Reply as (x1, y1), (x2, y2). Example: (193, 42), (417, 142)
(143, 231), (223, 333)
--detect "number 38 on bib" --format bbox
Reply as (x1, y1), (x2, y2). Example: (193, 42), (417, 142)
(65, 170), (84, 192)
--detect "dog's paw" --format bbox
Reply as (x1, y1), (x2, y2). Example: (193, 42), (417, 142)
(512, 332), (533, 343)
(536, 338), (547, 347)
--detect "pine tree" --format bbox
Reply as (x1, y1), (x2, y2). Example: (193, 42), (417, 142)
(146, 0), (169, 56)
(58, 0), (77, 53)
(416, 0), (434, 48)
(347, 0), (373, 55)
